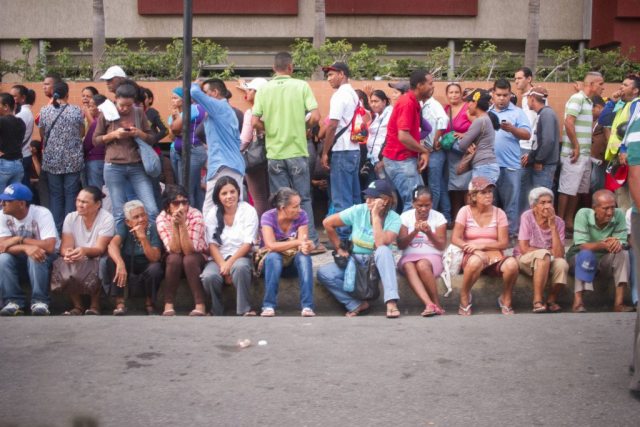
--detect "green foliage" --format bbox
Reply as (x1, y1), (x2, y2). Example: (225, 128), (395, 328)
(538, 46), (640, 82)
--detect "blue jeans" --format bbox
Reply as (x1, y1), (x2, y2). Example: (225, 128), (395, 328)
(48, 171), (82, 232)
(262, 251), (314, 310)
(0, 158), (24, 194)
(330, 150), (361, 239)
(84, 160), (105, 189)
(427, 150), (451, 222)
(21, 156), (33, 188)
(170, 145), (206, 210)
(630, 246), (639, 305)
(495, 167), (521, 236)
(268, 157), (318, 245)
(472, 163), (500, 184)
(383, 157), (423, 212)
(104, 163), (158, 225)
(317, 245), (399, 311)
(0, 253), (56, 308)
(520, 164), (557, 212)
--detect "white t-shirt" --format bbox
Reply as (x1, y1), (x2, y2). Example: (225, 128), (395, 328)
(520, 95), (538, 150)
(329, 83), (359, 152)
(16, 105), (34, 157)
(0, 205), (59, 248)
(400, 208), (447, 256)
(367, 105), (392, 162)
(62, 208), (115, 248)
(204, 201), (259, 259)
(420, 97), (449, 147)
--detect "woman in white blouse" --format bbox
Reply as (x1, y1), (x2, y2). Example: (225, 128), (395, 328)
(364, 90), (393, 185)
(201, 176), (259, 315)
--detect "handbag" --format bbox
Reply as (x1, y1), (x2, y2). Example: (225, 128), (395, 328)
(455, 117), (486, 175)
(243, 134), (267, 171)
(134, 108), (162, 178)
(360, 109), (388, 179)
(51, 257), (102, 295)
(349, 255), (381, 301)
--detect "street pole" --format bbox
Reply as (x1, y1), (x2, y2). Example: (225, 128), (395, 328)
(181, 0), (193, 192)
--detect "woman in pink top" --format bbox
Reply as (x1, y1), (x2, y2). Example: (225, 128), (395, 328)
(444, 83), (473, 221)
(451, 176), (519, 316)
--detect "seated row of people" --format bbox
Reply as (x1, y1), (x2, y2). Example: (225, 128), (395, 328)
(0, 175), (634, 317)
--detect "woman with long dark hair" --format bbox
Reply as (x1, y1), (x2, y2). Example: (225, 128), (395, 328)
(0, 92), (26, 194)
(201, 176), (259, 315)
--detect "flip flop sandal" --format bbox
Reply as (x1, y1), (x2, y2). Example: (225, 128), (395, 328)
(188, 310), (206, 317)
(421, 304), (437, 317)
(458, 304), (472, 316)
(547, 302), (562, 313)
(113, 307), (127, 316)
(345, 302), (370, 317)
(386, 308), (400, 319)
(63, 307), (84, 316)
(572, 304), (587, 313)
(532, 301), (547, 313)
(497, 297), (515, 315)
(162, 309), (176, 316)
(85, 308), (100, 315)
(242, 311), (257, 317)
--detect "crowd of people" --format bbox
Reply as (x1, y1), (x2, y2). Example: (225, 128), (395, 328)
(0, 52), (638, 318)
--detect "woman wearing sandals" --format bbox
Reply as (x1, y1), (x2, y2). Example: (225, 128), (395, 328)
(397, 186), (447, 316)
(103, 200), (164, 316)
(201, 177), (259, 316)
(514, 187), (569, 313)
(156, 185), (208, 316)
(318, 179), (402, 318)
(55, 186), (115, 315)
(451, 176), (519, 316)
(259, 187), (315, 317)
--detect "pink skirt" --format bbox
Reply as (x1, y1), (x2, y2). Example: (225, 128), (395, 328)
(398, 253), (444, 278)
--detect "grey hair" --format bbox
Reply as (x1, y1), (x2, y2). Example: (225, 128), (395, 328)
(123, 200), (145, 220)
(528, 187), (554, 208)
(269, 187), (300, 210)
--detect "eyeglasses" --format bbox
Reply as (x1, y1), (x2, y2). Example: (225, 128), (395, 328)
(170, 199), (189, 206)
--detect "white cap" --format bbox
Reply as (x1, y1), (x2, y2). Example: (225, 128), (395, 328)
(100, 65), (127, 80)
(246, 78), (268, 92)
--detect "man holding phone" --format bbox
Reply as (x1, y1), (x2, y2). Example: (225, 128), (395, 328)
(489, 79), (532, 241)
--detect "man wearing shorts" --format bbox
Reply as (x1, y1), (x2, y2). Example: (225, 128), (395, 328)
(558, 72), (605, 234)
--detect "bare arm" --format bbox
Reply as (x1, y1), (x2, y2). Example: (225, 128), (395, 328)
(323, 214), (347, 256)
(261, 225), (304, 253)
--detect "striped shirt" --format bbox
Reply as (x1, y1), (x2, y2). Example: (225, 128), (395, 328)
(156, 206), (208, 254)
(566, 208), (627, 260)
(561, 91), (593, 157)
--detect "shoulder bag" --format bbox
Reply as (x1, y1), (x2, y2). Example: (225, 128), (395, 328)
(134, 107), (162, 178)
(348, 255), (381, 301)
(243, 133), (267, 172)
(456, 116), (486, 175)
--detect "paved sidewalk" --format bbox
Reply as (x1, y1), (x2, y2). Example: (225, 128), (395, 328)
(0, 313), (638, 426)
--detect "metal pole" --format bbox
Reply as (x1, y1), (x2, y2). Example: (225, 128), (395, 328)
(181, 0), (193, 192)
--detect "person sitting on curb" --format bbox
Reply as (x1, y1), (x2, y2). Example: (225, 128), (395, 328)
(317, 179), (402, 318)
(0, 184), (58, 316)
(567, 189), (634, 312)
(514, 187), (569, 313)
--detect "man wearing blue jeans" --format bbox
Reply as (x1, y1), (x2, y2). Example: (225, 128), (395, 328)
(0, 184), (58, 316)
(382, 70), (433, 212)
(489, 79), (531, 238)
(321, 61), (360, 240)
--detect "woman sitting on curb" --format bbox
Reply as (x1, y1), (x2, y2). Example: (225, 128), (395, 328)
(451, 176), (519, 316)
(201, 176), (259, 316)
(397, 186), (447, 316)
(514, 187), (569, 313)
(317, 180), (402, 318)
(259, 187), (315, 317)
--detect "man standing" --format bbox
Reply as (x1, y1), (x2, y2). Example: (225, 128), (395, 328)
(382, 69), (432, 212)
(489, 78), (532, 239)
(566, 189), (632, 313)
(421, 83), (450, 222)
(558, 72), (605, 234)
(100, 65), (128, 96)
(191, 79), (245, 217)
(0, 184), (58, 316)
(252, 52), (323, 250)
(520, 86), (559, 212)
(320, 62), (360, 240)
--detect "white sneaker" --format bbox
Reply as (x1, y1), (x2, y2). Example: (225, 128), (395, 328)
(0, 302), (24, 316)
(31, 302), (50, 316)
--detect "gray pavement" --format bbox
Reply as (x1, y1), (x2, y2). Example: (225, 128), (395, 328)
(0, 313), (638, 426)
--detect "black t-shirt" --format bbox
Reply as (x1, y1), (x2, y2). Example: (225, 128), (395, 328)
(0, 115), (25, 160)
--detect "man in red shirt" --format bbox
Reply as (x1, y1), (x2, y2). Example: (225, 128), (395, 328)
(382, 69), (432, 211)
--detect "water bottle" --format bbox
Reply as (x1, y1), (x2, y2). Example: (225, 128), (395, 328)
(343, 256), (356, 292)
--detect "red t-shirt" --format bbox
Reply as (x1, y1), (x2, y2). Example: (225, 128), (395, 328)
(382, 91), (421, 161)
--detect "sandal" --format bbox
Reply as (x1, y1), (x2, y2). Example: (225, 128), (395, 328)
(458, 304), (472, 316)
(162, 309), (176, 317)
(260, 307), (275, 317)
(345, 301), (370, 318)
(63, 307), (84, 316)
(434, 305), (445, 315)
(301, 307), (316, 317)
(242, 310), (257, 317)
(386, 307), (400, 319)
(532, 301), (547, 313)
(188, 309), (206, 317)
(572, 304), (587, 313)
(421, 304), (437, 317)
(85, 308), (100, 315)
(547, 302), (562, 313)
(113, 306), (127, 316)
(497, 297), (515, 315)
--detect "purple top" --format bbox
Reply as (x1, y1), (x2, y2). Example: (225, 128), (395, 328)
(260, 208), (309, 246)
(170, 104), (206, 152)
(514, 209), (565, 256)
(83, 119), (105, 161)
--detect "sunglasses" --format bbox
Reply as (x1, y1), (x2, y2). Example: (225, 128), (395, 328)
(170, 199), (189, 206)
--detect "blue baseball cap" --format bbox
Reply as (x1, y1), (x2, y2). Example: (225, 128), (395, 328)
(575, 249), (598, 282)
(362, 180), (394, 198)
(0, 183), (33, 202)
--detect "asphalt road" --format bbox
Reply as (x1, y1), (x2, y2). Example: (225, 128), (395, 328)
(0, 313), (638, 426)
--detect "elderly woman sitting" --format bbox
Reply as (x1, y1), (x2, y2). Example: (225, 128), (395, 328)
(317, 180), (401, 318)
(514, 187), (569, 313)
(52, 186), (115, 315)
(103, 200), (164, 315)
(451, 176), (519, 315)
